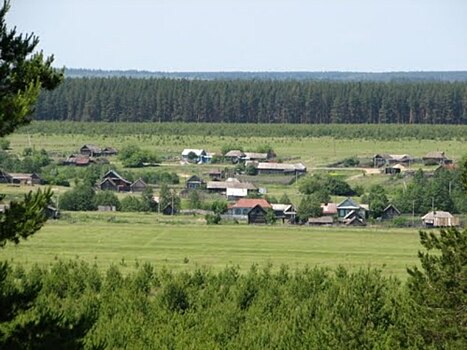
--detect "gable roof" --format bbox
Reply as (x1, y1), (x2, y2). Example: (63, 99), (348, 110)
(131, 178), (147, 187)
(337, 197), (361, 210)
(421, 211), (454, 220)
(186, 175), (203, 183)
(256, 162), (306, 171)
(81, 144), (101, 152)
(383, 204), (400, 215)
(230, 198), (272, 209)
(423, 151), (446, 159)
(272, 204), (295, 213)
(321, 202), (337, 215)
(102, 170), (131, 185)
(243, 152), (268, 160)
(182, 149), (206, 157)
(225, 150), (245, 157)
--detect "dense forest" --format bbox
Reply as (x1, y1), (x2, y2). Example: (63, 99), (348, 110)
(34, 78), (467, 124)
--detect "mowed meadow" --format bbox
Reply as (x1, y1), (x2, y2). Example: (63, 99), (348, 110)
(2, 122), (466, 278)
(2, 211), (421, 280)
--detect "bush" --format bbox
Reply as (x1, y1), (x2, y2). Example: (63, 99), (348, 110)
(205, 213), (221, 225)
(59, 184), (96, 211)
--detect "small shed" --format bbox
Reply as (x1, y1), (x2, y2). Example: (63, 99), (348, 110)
(45, 205), (60, 219)
(421, 211), (459, 227)
(308, 216), (334, 226)
(162, 204), (177, 215)
(130, 178), (147, 192)
(422, 151), (451, 165)
(247, 204), (267, 224)
(80, 144), (102, 157)
(381, 204), (400, 220)
(186, 175), (204, 190)
(224, 150), (245, 163)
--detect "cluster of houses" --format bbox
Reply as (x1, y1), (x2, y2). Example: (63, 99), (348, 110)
(98, 170), (147, 192)
(61, 144), (117, 167)
(220, 196), (460, 228)
(373, 151), (452, 175)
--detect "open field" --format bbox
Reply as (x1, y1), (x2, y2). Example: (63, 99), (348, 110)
(1, 211), (422, 280)
(7, 132), (467, 168)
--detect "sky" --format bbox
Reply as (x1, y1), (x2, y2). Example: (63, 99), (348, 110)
(7, 0), (467, 72)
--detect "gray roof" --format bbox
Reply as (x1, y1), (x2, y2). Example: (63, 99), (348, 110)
(421, 211), (454, 220)
(207, 180), (256, 190)
(256, 162), (306, 171)
(423, 151), (447, 159)
(243, 152), (268, 160)
(308, 216), (334, 224)
(225, 150), (245, 157)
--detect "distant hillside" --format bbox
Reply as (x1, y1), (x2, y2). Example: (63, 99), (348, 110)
(65, 68), (467, 82)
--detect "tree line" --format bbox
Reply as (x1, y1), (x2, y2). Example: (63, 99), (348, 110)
(1, 228), (465, 349)
(34, 78), (467, 124)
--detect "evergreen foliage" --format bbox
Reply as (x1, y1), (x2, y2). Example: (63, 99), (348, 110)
(33, 77), (467, 124)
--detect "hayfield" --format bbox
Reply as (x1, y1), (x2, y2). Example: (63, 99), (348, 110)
(2, 211), (422, 279)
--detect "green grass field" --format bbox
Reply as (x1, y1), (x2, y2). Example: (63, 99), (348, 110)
(1, 211), (422, 280)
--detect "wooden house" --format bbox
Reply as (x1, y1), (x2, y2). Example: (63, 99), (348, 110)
(186, 175), (204, 190)
(336, 198), (366, 219)
(247, 204), (268, 224)
(381, 204), (400, 220)
(272, 204), (296, 222)
(5, 172), (42, 185)
(208, 169), (224, 181)
(343, 210), (366, 226)
(421, 211), (459, 227)
(99, 170), (131, 192)
(255, 162), (307, 176)
(422, 151), (451, 165)
(130, 178), (147, 192)
(162, 204), (177, 215)
(207, 178), (257, 197)
(224, 150), (245, 164)
(243, 152), (269, 161)
(102, 147), (118, 156)
(320, 202), (337, 216)
(181, 149), (208, 164)
(227, 198), (271, 217)
(308, 216), (334, 226)
(45, 205), (60, 219)
(373, 154), (414, 167)
(80, 144), (102, 157)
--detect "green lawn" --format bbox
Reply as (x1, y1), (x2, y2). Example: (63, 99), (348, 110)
(2, 211), (422, 280)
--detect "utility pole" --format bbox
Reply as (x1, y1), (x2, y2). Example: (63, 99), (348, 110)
(412, 200), (415, 227)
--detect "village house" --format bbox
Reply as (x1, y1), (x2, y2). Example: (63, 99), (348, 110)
(0, 171), (42, 185)
(336, 197), (367, 220)
(224, 150), (245, 163)
(62, 154), (94, 166)
(99, 170), (132, 192)
(243, 152), (269, 162)
(421, 211), (459, 227)
(80, 144), (102, 157)
(130, 178), (147, 192)
(271, 203), (296, 222)
(208, 169), (224, 181)
(227, 198), (271, 217)
(308, 216), (334, 226)
(181, 149), (210, 164)
(225, 198), (271, 224)
(185, 175), (205, 190)
(102, 147), (118, 156)
(206, 178), (257, 198)
(422, 151), (452, 165)
(247, 205), (268, 224)
(321, 202), (337, 216)
(373, 154), (414, 167)
(384, 164), (407, 175)
(381, 204), (401, 220)
(343, 210), (367, 226)
(254, 162), (307, 176)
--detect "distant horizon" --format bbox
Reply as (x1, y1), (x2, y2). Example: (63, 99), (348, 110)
(65, 67), (467, 74)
